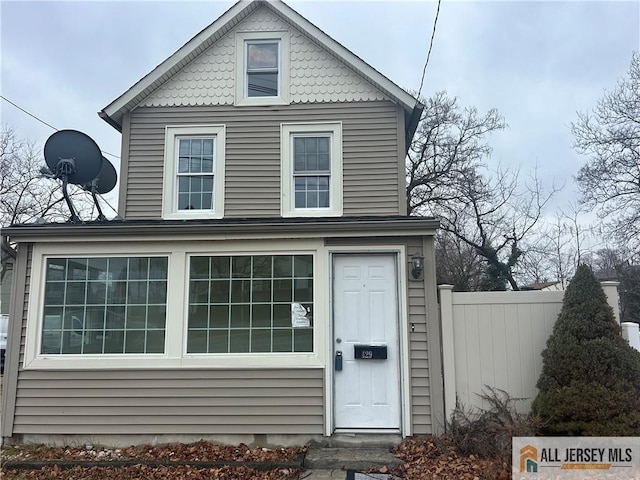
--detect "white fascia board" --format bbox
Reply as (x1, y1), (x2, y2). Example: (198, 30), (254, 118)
(101, 0), (255, 126)
(267, 0), (420, 112)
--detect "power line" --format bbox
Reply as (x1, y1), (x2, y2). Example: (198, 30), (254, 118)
(0, 94), (120, 160)
(1, 94), (58, 131)
(416, 0), (443, 102)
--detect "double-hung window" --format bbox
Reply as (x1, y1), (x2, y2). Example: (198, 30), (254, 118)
(235, 31), (289, 106)
(281, 123), (343, 217)
(246, 41), (279, 97)
(293, 135), (331, 209)
(162, 125), (226, 219)
(177, 137), (214, 211)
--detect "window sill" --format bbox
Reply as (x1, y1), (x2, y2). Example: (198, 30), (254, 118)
(235, 96), (289, 107)
(281, 208), (343, 218)
(162, 211), (224, 220)
(24, 353), (325, 370)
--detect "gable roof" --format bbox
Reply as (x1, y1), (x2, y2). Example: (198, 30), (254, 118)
(99, 0), (424, 144)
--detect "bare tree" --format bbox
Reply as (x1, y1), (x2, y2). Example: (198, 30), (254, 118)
(517, 203), (594, 287)
(0, 125), (91, 279)
(434, 231), (484, 291)
(407, 91), (506, 214)
(441, 166), (558, 290)
(407, 92), (559, 290)
(572, 51), (640, 253)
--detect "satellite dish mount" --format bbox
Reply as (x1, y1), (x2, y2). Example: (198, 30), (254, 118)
(55, 157), (80, 222)
(44, 130), (104, 223)
(85, 157), (117, 221)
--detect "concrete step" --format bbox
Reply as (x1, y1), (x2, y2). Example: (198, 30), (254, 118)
(299, 470), (344, 480)
(304, 446), (403, 471)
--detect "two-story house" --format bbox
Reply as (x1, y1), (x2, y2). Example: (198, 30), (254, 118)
(1, 0), (441, 446)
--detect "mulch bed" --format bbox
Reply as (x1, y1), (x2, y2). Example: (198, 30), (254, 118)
(0, 465), (299, 480)
(1, 442), (305, 480)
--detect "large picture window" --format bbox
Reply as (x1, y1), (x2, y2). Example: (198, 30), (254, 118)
(187, 254), (314, 354)
(26, 241), (325, 369)
(41, 256), (168, 355)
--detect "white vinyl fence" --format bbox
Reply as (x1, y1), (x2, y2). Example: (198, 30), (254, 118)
(439, 282), (631, 420)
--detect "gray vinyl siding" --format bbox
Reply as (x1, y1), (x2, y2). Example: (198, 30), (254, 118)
(0, 263), (12, 315)
(423, 235), (444, 435)
(12, 369), (324, 435)
(5, 234), (437, 438)
(407, 236), (431, 434)
(7, 243), (323, 437)
(1, 244), (31, 437)
(19, 246), (32, 365)
(124, 101), (401, 219)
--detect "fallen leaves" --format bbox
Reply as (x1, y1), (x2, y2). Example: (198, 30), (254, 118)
(392, 436), (511, 480)
(0, 437), (516, 479)
(1, 442), (306, 480)
(1, 465), (299, 480)
(2, 441), (306, 463)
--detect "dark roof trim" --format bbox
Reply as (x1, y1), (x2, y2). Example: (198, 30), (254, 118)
(3, 216), (439, 242)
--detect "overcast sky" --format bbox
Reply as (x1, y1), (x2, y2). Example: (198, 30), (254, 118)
(1, 0), (638, 212)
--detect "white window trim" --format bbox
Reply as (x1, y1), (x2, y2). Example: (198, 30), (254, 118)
(235, 31), (290, 106)
(23, 240), (327, 370)
(162, 125), (226, 220)
(281, 122), (343, 218)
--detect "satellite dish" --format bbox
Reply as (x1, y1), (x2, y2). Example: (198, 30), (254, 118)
(85, 157), (118, 221)
(44, 130), (103, 185)
(43, 130), (104, 222)
(93, 157), (117, 194)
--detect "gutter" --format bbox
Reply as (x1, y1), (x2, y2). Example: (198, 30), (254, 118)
(3, 217), (440, 243)
(98, 110), (123, 133)
(405, 102), (425, 153)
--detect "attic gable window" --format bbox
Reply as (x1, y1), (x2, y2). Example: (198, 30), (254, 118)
(162, 125), (226, 220)
(235, 31), (289, 106)
(246, 41), (279, 97)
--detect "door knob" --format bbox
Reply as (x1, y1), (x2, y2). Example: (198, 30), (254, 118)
(335, 351), (343, 371)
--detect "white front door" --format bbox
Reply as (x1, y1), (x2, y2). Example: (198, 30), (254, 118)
(333, 254), (401, 430)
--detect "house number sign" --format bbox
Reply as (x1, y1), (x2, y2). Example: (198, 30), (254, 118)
(354, 345), (387, 360)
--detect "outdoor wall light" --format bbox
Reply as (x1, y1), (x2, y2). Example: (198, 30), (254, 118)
(410, 254), (425, 281)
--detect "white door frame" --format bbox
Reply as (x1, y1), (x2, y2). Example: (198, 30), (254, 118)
(325, 245), (411, 437)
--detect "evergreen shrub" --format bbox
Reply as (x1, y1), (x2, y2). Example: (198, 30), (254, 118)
(532, 264), (640, 435)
